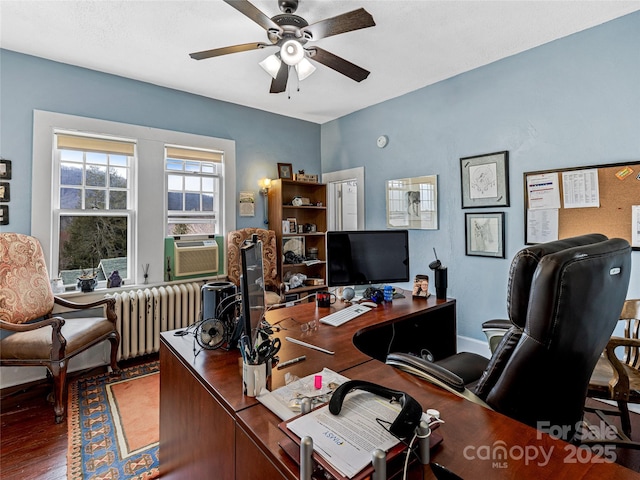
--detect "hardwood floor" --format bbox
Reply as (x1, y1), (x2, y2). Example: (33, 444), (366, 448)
(1, 358), (639, 478)
(0, 355), (157, 480)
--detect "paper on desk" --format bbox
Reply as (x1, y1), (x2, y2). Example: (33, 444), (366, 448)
(257, 368), (349, 421)
(287, 390), (402, 479)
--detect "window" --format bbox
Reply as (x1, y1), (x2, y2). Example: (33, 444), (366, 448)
(54, 133), (135, 286)
(33, 111), (237, 287)
(165, 146), (222, 236)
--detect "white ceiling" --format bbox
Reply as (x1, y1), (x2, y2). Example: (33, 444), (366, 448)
(2, 1), (639, 124)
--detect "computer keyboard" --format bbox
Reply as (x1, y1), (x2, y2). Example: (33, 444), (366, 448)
(320, 303), (372, 327)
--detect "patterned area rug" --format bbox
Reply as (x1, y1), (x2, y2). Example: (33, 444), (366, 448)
(67, 361), (160, 479)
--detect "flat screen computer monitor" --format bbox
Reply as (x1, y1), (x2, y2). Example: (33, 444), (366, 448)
(240, 240), (266, 348)
(326, 230), (410, 287)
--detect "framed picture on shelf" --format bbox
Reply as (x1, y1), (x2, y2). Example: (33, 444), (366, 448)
(282, 236), (305, 264)
(460, 151), (509, 208)
(287, 217), (297, 234)
(465, 212), (505, 258)
(277, 163), (293, 180)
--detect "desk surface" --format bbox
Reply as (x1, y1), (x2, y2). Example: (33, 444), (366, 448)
(160, 296), (638, 479)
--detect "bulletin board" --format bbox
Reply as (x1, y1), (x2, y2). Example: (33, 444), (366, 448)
(523, 161), (640, 250)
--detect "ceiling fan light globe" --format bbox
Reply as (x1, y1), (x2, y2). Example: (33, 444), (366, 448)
(295, 57), (316, 81)
(259, 54), (282, 79)
(280, 39), (304, 66)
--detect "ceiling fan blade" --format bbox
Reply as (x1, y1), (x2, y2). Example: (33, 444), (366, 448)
(224, 0), (282, 33)
(189, 42), (270, 60)
(270, 62), (289, 93)
(307, 47), (370, 82)
(302, 8), (375, 41)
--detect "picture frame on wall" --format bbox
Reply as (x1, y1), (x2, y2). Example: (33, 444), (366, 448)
(386, 175), (438, 230)
(0, 159), (11, 180)
(277, 163), (293, 180)
(0, 205), (8, 226)
(460, 151), (509, 208)
(0, 182), (9, 202)
(465, 212), (505, 258)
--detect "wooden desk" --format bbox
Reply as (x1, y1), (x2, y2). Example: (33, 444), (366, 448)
(160, 296), (637, 479)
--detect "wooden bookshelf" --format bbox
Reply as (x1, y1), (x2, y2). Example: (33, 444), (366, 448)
(267, 179), (327, 298)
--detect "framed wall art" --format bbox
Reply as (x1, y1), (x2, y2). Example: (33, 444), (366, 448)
(0, 182), (9, 202)
(0, 159), (11, 180)
(386, 175), (438, 230)
(0, 205), (8, 226)
(460, 151), (509, 208)
(465, 212), (505, 258)
(277, 163), (293, 180)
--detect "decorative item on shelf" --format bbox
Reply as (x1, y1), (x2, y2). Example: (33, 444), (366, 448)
(303, 223), (316, 233)
(305, 278), (323, 286)
(307, 247), (318, 260)
(294, 170), (319, 183)
(107, 270), (122, 288)
(291, 196), (311, 206)
(277, 163), (293, 180)
(77, 270), (98, 293)
(287, 217), (297, 234)
(286, 272), (307, 289)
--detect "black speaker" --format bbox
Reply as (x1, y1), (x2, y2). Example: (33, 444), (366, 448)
(329, 380), (422, 438)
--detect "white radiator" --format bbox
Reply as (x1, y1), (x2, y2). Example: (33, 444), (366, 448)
(108, 282), (202, 360)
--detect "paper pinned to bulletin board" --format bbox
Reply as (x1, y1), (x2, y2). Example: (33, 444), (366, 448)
(524, 161), (640, 250)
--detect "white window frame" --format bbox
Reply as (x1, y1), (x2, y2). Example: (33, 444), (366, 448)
(52, 131), (136, 286)
(32, 111), (236, 287)
(164, 146), (223, 237)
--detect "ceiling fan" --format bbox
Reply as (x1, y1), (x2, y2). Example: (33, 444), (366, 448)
(189, 0), (375, 93)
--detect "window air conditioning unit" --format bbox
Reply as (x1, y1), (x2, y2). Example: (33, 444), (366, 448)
(174, 239), (218, 277)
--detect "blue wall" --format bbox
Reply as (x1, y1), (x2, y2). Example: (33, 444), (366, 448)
(0, 49), (321, 234)
(1, 12), (638, 342)
(321, 12), (640, 339)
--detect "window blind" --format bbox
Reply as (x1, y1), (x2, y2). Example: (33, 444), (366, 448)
(56, 134), (135, 156)
(166, 146), (223, 163)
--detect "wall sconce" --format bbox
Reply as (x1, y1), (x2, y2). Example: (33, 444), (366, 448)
(259, 178), (271, 225)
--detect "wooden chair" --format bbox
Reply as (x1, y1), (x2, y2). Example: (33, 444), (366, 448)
(587, 299), (640, 439)
(227, 228), (283, 306)
(0, 233), (120, 423)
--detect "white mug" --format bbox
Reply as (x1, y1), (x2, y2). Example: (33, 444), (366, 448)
(242, 361), (269, 397)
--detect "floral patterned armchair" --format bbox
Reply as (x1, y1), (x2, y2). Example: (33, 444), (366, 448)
(0, 233), (120, 423)
(227, 228), (283, 306)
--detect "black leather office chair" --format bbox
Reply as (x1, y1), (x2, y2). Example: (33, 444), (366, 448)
(387, 236), (631, 442)
(481, 234), (608, 354)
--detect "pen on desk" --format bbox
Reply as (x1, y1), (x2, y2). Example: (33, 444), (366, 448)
(276, 355), (306, 369)
(285, 337), (335, 355)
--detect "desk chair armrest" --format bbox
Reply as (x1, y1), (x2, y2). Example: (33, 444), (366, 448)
(603, 336), (640, 400)
(386, 352), (491, 408)
(54, 296), (117, 323)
